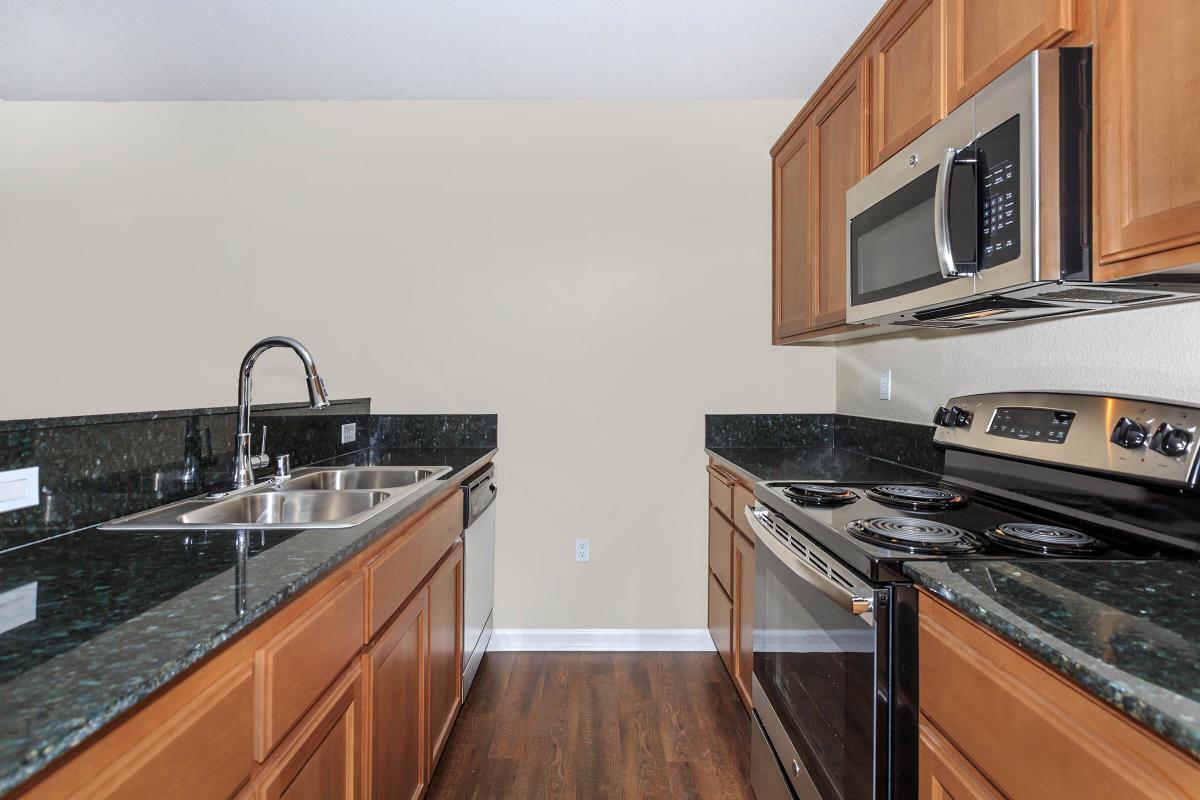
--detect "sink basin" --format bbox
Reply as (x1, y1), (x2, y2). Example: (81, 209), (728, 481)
(177, 490), (390, 526)
(99, 465), (453, 531)
(278, 468), (442, 492)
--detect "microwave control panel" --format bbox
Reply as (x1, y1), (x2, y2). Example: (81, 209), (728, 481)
(978, 115), (1021, 269)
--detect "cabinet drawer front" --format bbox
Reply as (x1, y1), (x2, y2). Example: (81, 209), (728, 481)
(256, 575), (366, 761)
(82, 665), (255, 800)
(708, 506), (733, 596)
(918, 715), (1004, 800)
(367, 491), (463, 638)
(708, 570), (733, 675)
(707, 464), (735, 520)
(732, 481), (756, 543)
(919, 592), (1200, 800)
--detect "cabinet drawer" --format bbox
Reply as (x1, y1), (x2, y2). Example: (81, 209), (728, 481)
(708, 506), (733, 596)
(919, 592), (1200, 799)
(732, 481), (756, 542)
(708, 570), (733, 676)
(707, 464), (735, 519)
(918, 714), (1004, 800)
(366, 491), (463, 638)
(255, 574), (365, 761)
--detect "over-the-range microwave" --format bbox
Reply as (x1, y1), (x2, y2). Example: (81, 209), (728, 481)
(843, 48), (1200, 332)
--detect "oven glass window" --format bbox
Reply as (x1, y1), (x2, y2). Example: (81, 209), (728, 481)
(754, 538), (876, 800)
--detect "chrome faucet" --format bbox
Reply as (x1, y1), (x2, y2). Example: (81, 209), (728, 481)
(232, 336), (330, 489)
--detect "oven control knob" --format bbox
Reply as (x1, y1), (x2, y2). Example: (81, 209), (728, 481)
(1150, 423), (1192, 457)
(1110, 417), (1148, 449)
(944, 406), (972, 428)
(933, 406), (950, 426)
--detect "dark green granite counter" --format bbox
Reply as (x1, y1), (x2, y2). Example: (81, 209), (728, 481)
(905, 560), (1200, 759)
(707, 445), (938, 486)
(0, 445), (496, 796)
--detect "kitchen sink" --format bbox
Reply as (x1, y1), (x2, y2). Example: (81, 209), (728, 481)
(99, 465), (453, 530)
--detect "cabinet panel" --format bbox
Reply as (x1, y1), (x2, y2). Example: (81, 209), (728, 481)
(732, 531), (754, 710)
(1095, 0), (1200, 276)
(706, 463), (735, 520)
(945, 0), (1073, 108)
(872, 0), (945, 167)
(919, 591), (1200, 799)
(732, 481), (756, 542)
(253, 662), (363, 800)
(365, 590), (427, 800)
(773, 122), (815, 339)
(918, 716), (1004, 800)
(708, 570), (734, 676)
(427, 543), (464, 773)
(708, 505), (734, 597)
(812, 60), (870, 330)
(256, 574), (365, 760)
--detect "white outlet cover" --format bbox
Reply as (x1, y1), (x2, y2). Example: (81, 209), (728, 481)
(575, 537), (590, 562)
(879, 370), (892, 401)
(0, 467), (39, 513)
(340, 422), (357, 445)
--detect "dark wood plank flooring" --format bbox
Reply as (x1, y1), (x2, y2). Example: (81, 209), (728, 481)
(427, 651), (755, 799)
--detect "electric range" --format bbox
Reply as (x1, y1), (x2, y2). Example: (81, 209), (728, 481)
(747, 391), (1200, 800)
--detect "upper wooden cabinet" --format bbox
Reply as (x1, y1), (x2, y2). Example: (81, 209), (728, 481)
(772, 122), (815, 340)
(944, 0), (1075, 109)
(871, 0), (945, 167)
(1095, 0), (1200, 279)
(812, 60), (871, 330)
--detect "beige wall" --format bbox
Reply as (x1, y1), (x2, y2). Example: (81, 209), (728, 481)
(836, 303), (1200, 424)
(0, 100), (834, 630)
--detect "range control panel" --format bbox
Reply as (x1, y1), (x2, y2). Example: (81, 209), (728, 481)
(933, 392), (1200, 488)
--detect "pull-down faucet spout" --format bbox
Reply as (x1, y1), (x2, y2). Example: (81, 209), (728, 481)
(232, 336), (330, 490)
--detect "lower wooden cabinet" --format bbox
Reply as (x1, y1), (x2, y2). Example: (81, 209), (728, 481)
(917, 716), (1003, 800)
(249, 662), (363, 800)
(426, 543), (464, 772)
(365, 590), (428, 800)
(706, 459), (756, 712)
(731, 531), (754, 708)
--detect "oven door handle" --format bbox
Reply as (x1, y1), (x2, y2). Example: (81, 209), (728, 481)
(745, 506), (874, 619)
(933, 146), (977, 279)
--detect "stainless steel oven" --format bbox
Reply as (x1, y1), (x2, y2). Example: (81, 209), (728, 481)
(745, 505), (915, 800)
(842, 48), (1120, 329)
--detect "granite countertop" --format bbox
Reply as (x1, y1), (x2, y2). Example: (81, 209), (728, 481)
(0, 444), (496, 795)
(906, 559), (1200, 759)
(706, 444), (940, 486)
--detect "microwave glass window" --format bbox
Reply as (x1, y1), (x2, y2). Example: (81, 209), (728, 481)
(855, 195), (938, 295)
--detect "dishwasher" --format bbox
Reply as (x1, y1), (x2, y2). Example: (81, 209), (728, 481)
(461, 464), (496, 700)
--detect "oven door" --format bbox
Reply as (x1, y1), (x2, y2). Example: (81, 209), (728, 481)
(845, 99), (980, 323)
(746, 505), (888, 800)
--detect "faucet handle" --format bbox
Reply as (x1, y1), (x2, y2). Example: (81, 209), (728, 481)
(259, 425), (268, 456)
(249, 425), (270, 470)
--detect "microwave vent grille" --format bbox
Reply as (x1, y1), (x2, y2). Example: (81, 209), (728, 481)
(1033, 287), (1171, 305)
(892, 319), (974, 329)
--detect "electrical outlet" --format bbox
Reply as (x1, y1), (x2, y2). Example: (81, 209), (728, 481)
(575, 538), (590, 562)
(340, 422), (357, 445)
(879, 370), (892, 401)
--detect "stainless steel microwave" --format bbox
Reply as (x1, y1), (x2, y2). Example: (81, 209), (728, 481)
(845, 48), (1199, 330)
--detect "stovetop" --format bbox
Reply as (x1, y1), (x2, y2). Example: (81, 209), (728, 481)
(755, 479), (1173, 582)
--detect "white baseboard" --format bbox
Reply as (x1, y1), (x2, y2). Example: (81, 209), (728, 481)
(489, 628), (716, 652)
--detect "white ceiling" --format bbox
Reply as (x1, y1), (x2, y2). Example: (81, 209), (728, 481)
(0, 0), (885, 101)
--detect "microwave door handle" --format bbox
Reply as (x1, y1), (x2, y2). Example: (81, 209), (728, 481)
(933, 147), (961, 278)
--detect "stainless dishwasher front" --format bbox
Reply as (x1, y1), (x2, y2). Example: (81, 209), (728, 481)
(461, 464), (496, 700)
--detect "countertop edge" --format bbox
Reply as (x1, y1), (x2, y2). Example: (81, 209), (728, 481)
(904, 564), (1200, 761)
(0, 447), (498, 797)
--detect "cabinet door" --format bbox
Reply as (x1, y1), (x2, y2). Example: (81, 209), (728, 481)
(772, 122), (814, 340)
(812, 60), (870, 330)
(253, 663), (363, 800)
(918, 716), (1004, 800)
(1095, 0), (1200, 278)
(945, 0), (1073, 109)
(732, 531), (754, 710)
(872, 0), (945, 167)
(365, 590), (427, 800)
(427, 542), (464, 773)
(708, 569), (734, 676)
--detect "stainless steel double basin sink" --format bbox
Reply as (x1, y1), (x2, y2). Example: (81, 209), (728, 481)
(100, 466), (452, 531)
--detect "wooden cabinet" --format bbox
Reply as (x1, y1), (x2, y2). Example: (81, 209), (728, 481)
(944, 0), (1074, 109)
(871, 0), (944, 167)
(812, 60), (870, 330)
(365, 586), (428, 800)
(426, 543), (463, 772)
(772, 122), (815, 340)
(917, 716), (1004, 800)
(708, 505), (733, 596)
(731, 530), (754, 708)
(1095, 0), (1200, 279)
(918, 590), (1200, 799)
(250, 663), (363, 800)
(707, 569), (734, 676)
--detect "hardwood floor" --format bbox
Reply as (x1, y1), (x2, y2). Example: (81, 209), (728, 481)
(427, 651), (755, 799)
